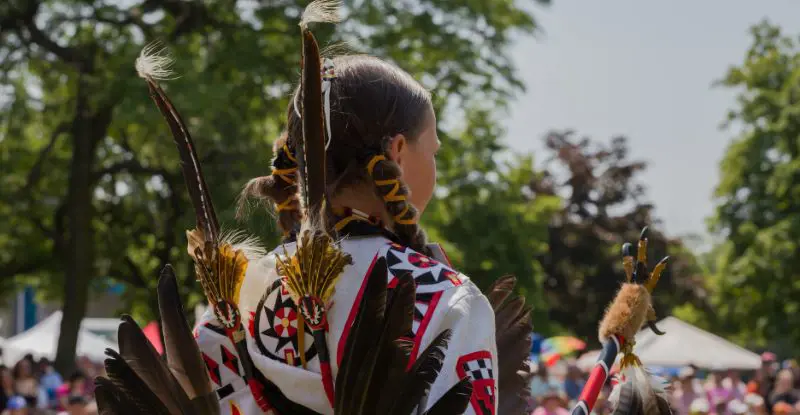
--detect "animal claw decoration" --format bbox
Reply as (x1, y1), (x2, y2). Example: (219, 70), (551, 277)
(571, 227), (672, 415)
(273, 0), (353, 407)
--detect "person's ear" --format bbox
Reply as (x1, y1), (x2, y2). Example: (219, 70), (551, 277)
(387, 133), (408, 168)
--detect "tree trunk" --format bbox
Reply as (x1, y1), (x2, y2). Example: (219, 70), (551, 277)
(54, 73), (112, 375)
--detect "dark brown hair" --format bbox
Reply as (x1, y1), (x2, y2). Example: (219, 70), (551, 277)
(241, 55), (433, 253)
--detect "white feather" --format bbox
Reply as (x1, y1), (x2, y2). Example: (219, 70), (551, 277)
(300, 0), (342, 29)
(220, 229), (266, 260)
(135, 41), (177, 80)
(608, 366), (671, 409)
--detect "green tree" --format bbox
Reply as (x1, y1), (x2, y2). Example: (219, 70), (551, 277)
(531, 132), (709, 342)
(424, 107), (562, 331)
(0, 0), (547, 374)
(708, 21), (800, 355)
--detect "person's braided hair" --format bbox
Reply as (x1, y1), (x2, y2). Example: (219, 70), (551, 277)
(237, 131), (301, 236)
(365, 150), (429, 254)
(240, 55), (432, 254)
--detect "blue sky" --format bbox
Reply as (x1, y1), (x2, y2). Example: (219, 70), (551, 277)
(506, 1), (800, 241)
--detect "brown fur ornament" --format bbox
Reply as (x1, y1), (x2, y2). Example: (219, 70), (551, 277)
(600, 228), (673, 415)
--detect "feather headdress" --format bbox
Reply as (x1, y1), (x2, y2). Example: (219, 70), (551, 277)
(571, 227), (672, 415)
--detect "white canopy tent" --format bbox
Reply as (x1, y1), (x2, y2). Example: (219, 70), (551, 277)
(576, 316), (761, 371)
(1, 311), (118, 365)
(634, 316), (761, 370)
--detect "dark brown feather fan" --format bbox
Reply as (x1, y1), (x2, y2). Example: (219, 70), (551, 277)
(334, 257), (472, 415)
(94, 268), (219, 415)
(485, 275), (534, 415)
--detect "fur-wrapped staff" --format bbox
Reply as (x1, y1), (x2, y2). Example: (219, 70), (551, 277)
(571, 227), (672, 415)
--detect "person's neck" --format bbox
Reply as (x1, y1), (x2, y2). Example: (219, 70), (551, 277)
(330, 187), (388, 224)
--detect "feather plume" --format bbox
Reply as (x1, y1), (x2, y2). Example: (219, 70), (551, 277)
(300, 0), (343, 30)
(157, 266), (218, 414)
(136, 43), (218, 243)
(101, 349), (173, 415)
(299, 21), (327, 216)
(117, 315), (194, 414)
(485, 275), (534, 415)
(95, 267), (222, 415)
(135, 41), (177, 80)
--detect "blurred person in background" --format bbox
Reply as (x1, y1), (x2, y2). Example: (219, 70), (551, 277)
(672, 366), (700, 414)
(10, 361), (37, 409)
(532, 386), (569, 415)
(563, 364), (585, 402)
(1, 396), (27, 415)
(743, 392), (767, 415)
(688, 398), (710, 415)
(720, 369), (744, 400)
(0, 366), (12, 410)
(768, 369), (800, 411)
(772, 401), (799, 415)
(57, 395), (89, 415)
(74, 358), (95, 397)
(704, 369), (732, 411)
(530, 361), (562, 403)
(756, 352), (777, 398)
(36, 358), (62, 409)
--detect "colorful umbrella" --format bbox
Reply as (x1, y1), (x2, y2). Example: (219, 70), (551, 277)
(540, 336), (587, 366)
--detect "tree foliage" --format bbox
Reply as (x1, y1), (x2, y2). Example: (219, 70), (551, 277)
(531, 132), (709, 343)
(708, 20), (800, 355)
(0, 0), (547, 373)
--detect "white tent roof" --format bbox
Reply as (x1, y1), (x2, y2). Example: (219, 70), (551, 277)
(634, 316), (761, 370)
(2, 311), (118, 365)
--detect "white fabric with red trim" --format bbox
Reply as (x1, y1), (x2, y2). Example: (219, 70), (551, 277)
(195, 235), (496, 415)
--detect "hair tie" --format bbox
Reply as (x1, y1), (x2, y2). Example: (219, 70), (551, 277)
(366, 154), (386, 176)
(292, 59), (337, 151)
(321, 58), (336, 150)
(283, 143), (298, 164)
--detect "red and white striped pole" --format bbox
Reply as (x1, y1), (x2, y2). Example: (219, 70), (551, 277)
(570, 334), (624, 415)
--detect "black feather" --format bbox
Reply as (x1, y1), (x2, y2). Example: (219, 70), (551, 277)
(423, 378), (473, 415)
(358, 274), (416, 412)
(158, 266), (215, 400)
(102, 349), (172, 415)
(158, 265), (219, 415)
(485, 276), (534, 415)
(388, 330), (452, 415)
(117, 315), (193, 414)
(94, 378), (135, 415)
(334, 257), (389, 413)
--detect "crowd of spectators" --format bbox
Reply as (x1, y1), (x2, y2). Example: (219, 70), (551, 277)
(528, 353), (800, 414)
(0, 354), (102, 415)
